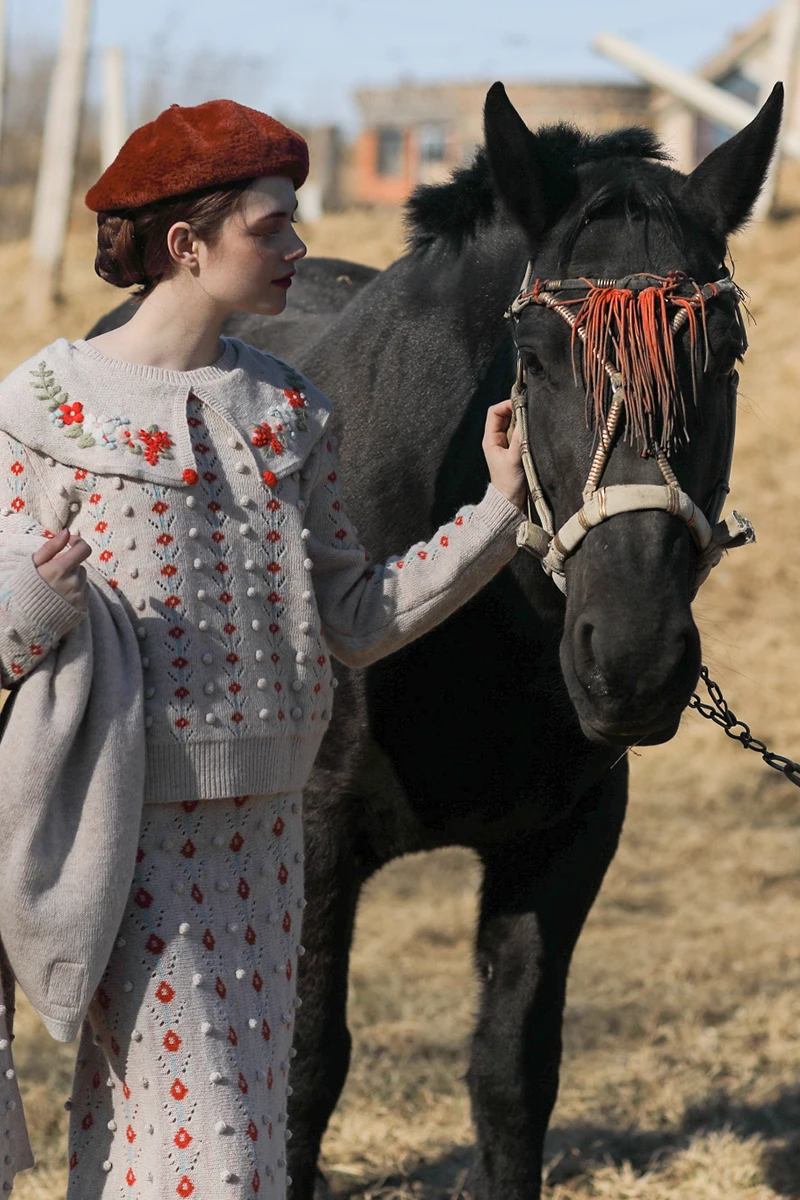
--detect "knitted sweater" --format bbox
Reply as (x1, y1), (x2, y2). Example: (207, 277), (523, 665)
(0, 337), (522, 803)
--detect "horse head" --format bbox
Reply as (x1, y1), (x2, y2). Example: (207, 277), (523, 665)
(484, 83), (783, 747)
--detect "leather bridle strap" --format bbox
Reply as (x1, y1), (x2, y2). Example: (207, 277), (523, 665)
(506, 268), (754, 595)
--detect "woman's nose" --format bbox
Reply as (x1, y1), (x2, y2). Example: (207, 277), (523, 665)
(286, 232), (307, 261)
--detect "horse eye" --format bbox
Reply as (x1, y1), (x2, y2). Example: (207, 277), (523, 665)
(522, 350), (545, 375)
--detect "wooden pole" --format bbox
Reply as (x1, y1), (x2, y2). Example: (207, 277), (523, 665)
(753, 0), (800, 220)
(100, 45), (127, 170)
(0, 0), (8, 172)
(26, 0), (93, 322)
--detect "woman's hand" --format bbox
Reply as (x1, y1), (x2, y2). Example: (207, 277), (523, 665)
(483, 400), (526, 511)
(33, 528), (91, 610)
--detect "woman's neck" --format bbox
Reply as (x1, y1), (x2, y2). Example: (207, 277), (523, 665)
(87, 279), (227, 372)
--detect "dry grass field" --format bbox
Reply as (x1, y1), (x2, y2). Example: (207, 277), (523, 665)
(4, 180), (800, 1200)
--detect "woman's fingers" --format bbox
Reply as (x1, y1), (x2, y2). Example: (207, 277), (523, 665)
(32, 527), (70, 565)
(483, 400), (515, 449)
(60, 538), (92, 569)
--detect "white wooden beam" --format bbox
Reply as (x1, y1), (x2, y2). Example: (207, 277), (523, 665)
(27, 0), (93, 320)
(753, 0), (800, 218)
(100, 45), (127, 170)
(0, 0), (8, 170)
(593, 30), (800, 160)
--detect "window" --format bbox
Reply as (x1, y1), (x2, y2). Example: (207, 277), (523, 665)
(376, 127), (403, 176)
(418, 123), (447, 164)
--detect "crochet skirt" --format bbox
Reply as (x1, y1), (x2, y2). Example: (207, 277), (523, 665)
(66, 793), (305, 1200)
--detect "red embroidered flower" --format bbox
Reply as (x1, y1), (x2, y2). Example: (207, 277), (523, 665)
(278, 862), (288, 885)
(175, 717), (190, 729)
(99, 549), (113, 562)
(11, 663), (23, 676)
(238, 1073), (249, 1094)
(30, 644), (43, 657)
(238, 877), (250, 900)
(226, 652), (240, 664)
(245, 925), (256, 945)
(231, 711), (244, 724)
(273, 817), (284, 837)
(267, 591), (281, 604)
(247, 1120), (259, 1141)
(332, 500), (341, 511)
(229, 682), (242, 694)
(269, 622), (279, 634)
(157, 533), (174, 545)
(165, 595), (182, 608)
(202, 471), (217, 483)
(317, 655), (327, 666)
(183, 799), (199, 812)
(168, 626), (185, 639)
(170, 1078), (188, 1101)
(10, 497), (24, 512)
(155, 981), (175, 1004)
(455, 514), (464, 526)
(138, 427), (174, 466)
(266, 530), (281, 544)
(230, 832), (244, 852)
(60, 401), (84, 426)
(176, 1176), (195, 1197)
(223, 622), (236, 635)
(215, 561), (229, 574)
(266, 561), (281, 574)
(267, 1067), (273, 1089)
(267, 498), (280, 511)
(152, 501), (169, 515)
(228, 1026), (238, 1046)
(81, 1112), (93, 1130)
(126, 1168), (136, 1187)
(262, 470), (277, 487)
(89, 492), (101, 504)
(95, 521), (107, 532)
(188, 415), (202, 428)
(122, 1081), (131, 1099)
(440, 535), (449, 546)
(203, 929), (215, 951)
(9, 461), (23, 475)
(283, 910), (291, 932)
(191, 884), (203, 904)
(134, 888), (153, 909)
(174, 686), (189, 699)
(146, 933), (165, 955)
(69, 1152), (78, 1170)
(108, 578), (119, 588)
(211, 530), (225, 543)
(314, 682), (322, 694)
(161, 564), (178, 577)
(182, 469), (198, 486)
(278, 710), (285, 720)
(163, 1029), (181, 1052)
(334, 529), (347, 541)
(396, 560), (404, 570)
(418, 550), (427, 560)
(174, 1127), (193, 1149)
(207, 501), (221, 512)
(219, 591), (233, 604)
(261, 1019), (270, 1041)
(181, 839), (195, 858)
(126, 1124), (136, 1143)
(286, 959), (293, 981)
(328, 471), (337, 482)
(274, 681), (282, 693)
(216, 977), (227, 999)
(252, 1168), (261, 1191)
(172, 656), (188, 669)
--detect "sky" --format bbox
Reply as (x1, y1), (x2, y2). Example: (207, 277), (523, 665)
(9, 0), (776, 133)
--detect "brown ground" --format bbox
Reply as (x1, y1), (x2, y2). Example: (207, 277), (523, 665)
(4, 182), (800, 1199)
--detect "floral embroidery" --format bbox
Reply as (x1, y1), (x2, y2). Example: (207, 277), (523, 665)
(30, 363), (173, 464)
(250, 362), (311, 459)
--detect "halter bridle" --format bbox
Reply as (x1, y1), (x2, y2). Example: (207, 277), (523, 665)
(506, 267), (755, 595)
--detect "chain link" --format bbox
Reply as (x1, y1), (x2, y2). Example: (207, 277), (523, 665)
(688, 665), (800, 788)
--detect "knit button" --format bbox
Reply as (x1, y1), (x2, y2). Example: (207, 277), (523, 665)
(251, 619), (261, 631)
(291, 680), (302, 692)
(227, 922), (238, 932)
(112, 476), (123, 489)
(136, 599), (146, 610)
(145, 716), (153, 729)
(246, 586), (256, 598)
(107, 1120), (117, 1131)
(255, 649), (265, 662)
(132, 1029), (142, 1041)
(202, 653), (213, 664)
(297, 944), (306, 956)
(239, 523), (251, 535)
(69, 502), (79, 512)
(303, 558), (313, 571)
(238, 495), (251, 508)
(4, 627), (17, 641)
(291, 707), (302, 719)
(300, 528), (311, 540)
(58, 484), (69, 498)
(221, 1172), (234, 1183)
(259, 709), (269, 720)
(268, 912), (278, 924)
(235, 462), (248, 474)
(302, 590), (312, 601)
(257, 678), (267, 690)
(216, 880), (229, 892)
(209, 1072), (222, 1084)
(201, 1021), (213, 1034)
(216, 1120), (230, 1134)
(288, 1046), (297, 1057)
(332, 677), (339, 688)
(188, 527), (198, 538)
(295, 651), (307, 664)
(123, 504), (134, 516)
(145, 687), (155, 699)
(125, 537), (135, 549)
(129, 567), (138, 579)
(198, 619), (209, 631)
(193, 557), (202, 569)
(322, 709), (332, 720)
(228, 436), (239, 449)
(249, 1018), (258, 1030)
(204, 683), (214, 695)
(197, 589), (207, 600)
(102, 1161), (112, 1173)
(3, 1071), (12, 1082)
(192, 973), (203, 986)
(179, 922), (190, 935)
(205, 713), (216, 725)
(298, 897), (307, 909)
(244, 559), (255, 570)
(212, 835), (224, 848)
(235, 968), (246, 980)
(122, 982), (132, 993)
(186, 495), (196, 507)
(299, 622), (310, 634)
(295, 852), (304, 863)
(45, 456), (55, 466)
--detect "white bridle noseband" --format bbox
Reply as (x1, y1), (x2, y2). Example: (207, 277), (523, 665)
(506, 266), (755, 595)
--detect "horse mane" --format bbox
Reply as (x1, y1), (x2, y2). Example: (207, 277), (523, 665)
(406, 123), (669, 251)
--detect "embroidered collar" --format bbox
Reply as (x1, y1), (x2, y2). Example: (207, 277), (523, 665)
(0, 337), (331, 485)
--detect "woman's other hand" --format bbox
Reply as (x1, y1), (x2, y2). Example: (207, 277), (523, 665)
(483, 400), (526, 511)
(33, 529), (92, 610)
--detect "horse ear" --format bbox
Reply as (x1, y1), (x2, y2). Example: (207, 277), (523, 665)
(484, 82), (546, 240)
(682, 82), (784, 236)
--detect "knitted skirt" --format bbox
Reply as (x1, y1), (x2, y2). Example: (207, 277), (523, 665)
(66, 793), (304, 1200)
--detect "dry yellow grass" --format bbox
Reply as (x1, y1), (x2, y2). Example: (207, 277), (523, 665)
(5, 185), (800, 1199)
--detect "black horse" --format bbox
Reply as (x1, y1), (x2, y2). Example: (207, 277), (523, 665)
(89, 84), (783, 1199)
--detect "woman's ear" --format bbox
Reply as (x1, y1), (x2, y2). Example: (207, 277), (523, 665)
(166, 221), (199, 268)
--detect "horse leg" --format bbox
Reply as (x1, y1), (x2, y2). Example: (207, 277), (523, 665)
(467, 773), (628, 1200)
(287, 818), (363, 1200)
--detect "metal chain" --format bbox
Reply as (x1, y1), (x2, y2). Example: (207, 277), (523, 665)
(688, 665), (800, 788)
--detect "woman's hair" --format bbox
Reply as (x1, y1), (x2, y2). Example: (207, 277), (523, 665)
(94, 178), (254, 300)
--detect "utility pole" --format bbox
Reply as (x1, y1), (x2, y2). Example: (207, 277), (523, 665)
(26, 0), (93, 323)
(100, 46), (127, 170)
(753, 0), (800, 220)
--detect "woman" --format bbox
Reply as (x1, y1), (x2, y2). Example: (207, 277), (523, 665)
(0, 100), (524, 1197)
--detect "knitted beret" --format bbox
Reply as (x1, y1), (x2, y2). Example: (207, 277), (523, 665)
(85, 99), (309, 213)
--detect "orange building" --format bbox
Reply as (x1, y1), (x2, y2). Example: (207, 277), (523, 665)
(352, 79), (652, 206)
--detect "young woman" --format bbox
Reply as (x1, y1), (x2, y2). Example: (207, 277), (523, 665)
(0, 100), (524, 1198)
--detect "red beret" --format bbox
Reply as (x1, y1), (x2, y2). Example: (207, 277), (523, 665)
(85, 99), (309, 212)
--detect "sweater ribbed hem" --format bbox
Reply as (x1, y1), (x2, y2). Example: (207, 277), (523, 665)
(143, 732), (326, 804)
(71, 337), (238, 384)
(473, 484), (525, 546)
(9, 554), (85, 641)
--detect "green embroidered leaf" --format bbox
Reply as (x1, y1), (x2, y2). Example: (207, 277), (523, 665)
(65, 425), (82, 439)
(77, 434), (96, 449)
(47, 400), (61, 412)
(129, 443), (142, 456)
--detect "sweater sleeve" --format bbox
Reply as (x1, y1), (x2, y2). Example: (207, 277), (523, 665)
(0, 433), (85, 687)
(305, 436), (522, 668)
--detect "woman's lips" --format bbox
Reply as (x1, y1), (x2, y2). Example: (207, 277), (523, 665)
(272, 272), (294, 289)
